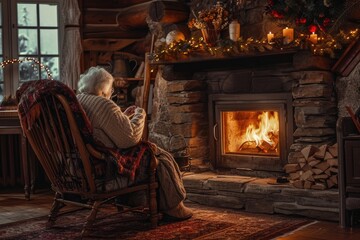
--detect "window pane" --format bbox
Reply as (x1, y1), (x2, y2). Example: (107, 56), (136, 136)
(0, 29), (2, 55)
(40, 4), (58, 27)
(0, 57), (3, 82)
(19, 61), (39, 81)
(0, 83), (3, 103)
(0, 3), (2, 55)
(17, 4), (37, 27)
(40, 29), (58, 54)
(0, 3), (2, 25)
(18, 29), (38, 55)
(0, 57), (3, 101)
(41, 57), (59, 80)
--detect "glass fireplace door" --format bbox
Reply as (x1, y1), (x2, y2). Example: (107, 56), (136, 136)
(212, 94), (293, 173)
(222, 110), (280, 156)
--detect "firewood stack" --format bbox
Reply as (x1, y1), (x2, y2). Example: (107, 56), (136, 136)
(284, 143), (338, 190)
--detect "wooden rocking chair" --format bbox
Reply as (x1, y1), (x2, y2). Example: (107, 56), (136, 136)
(17, 85), (158, 237)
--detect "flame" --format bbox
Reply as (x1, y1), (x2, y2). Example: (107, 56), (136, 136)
(244, 112), (279, 148)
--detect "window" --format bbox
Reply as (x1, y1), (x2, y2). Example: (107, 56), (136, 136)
(0, 0), (62, 102)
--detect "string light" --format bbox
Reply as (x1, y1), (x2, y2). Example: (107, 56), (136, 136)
(153, 28), (359, 61)
(0, 57), (53, 80)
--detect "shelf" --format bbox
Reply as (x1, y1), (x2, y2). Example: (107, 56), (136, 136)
(114, 77), (155, 81)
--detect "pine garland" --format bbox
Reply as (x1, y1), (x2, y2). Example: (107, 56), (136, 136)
(153, 29), (359, 61)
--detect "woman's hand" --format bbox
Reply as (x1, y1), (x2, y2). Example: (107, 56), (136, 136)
(124, 105), (137, 117)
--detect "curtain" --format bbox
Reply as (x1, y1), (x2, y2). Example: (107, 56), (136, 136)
(60, 0), (82, 90)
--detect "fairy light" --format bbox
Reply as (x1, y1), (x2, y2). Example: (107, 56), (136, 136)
(153, 28), (359, 61)
(0, 57), (53, 80)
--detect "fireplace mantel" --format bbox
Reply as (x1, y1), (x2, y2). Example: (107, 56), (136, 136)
(152, 49), (298, 77)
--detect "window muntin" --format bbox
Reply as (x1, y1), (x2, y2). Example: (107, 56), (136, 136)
(0, 0), (61, 102)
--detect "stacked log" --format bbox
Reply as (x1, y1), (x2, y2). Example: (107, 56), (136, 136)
(284, 143), (338, 190)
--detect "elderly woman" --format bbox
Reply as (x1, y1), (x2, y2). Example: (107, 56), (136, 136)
(77, 66), (192, 220)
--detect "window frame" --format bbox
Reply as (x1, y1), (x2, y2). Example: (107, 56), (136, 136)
(1, 0), (62, 99)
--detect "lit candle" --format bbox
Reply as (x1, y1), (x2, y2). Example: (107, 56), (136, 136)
(282, 27), (294, 44)
(267, 31), (274, 43)
(309, 32), (318, 44)
(229, 20), (241, 41)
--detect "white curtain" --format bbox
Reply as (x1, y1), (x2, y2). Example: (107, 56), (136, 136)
(60, 0), (82, 90)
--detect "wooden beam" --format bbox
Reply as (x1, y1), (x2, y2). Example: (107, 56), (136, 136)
(83, 9), (119, 25)
(83, 0), (150, 8)
(332, 38), (360, 77)
(82, 39), (139, 51)
(116, 2), (152, 30)
(83, 2), (152, 30)
(148, 1), (190, 24)
(83, 28), (147, 39)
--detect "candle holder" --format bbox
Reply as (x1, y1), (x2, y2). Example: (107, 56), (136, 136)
(201, 28), (220, 46)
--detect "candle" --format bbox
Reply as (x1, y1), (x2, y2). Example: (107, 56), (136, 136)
(309, 32), (318, 44)
(282, 27), (294, 44)
(229, 20), (241, 41)
(267, 31), (274, 43)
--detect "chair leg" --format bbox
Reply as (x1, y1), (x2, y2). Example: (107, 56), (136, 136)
(81, 201), (101, 237)
(46, 192), (65, 228)
(149, 186), (158, 228)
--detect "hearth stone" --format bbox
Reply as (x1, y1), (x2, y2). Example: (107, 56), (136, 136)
(183, 172), (339, 221)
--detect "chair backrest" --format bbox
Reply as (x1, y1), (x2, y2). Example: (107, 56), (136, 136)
(20, 93), (98, 195)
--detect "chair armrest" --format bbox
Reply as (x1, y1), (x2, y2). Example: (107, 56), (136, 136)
(86, 144), (105, 160)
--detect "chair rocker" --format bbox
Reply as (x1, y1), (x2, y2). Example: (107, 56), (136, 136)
(17, 89), (158, 237)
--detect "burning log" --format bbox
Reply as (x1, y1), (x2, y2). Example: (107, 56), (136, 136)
(286, 143), (338, 190)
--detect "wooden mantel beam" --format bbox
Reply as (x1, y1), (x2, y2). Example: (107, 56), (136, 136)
(83, 0), (150, 8)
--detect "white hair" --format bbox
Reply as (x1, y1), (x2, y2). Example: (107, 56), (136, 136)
(77, 66), (114, 94)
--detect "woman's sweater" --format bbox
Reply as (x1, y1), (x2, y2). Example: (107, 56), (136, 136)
(78, 93), (186, 211)
(77, 93), (146, 149)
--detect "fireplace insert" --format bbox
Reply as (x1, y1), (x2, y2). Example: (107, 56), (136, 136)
(208, 93), (293, 173)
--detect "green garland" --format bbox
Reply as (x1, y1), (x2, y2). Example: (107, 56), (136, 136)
(153, 29), (359, 62)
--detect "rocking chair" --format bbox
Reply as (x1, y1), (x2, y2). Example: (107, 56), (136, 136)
(16, 80), (158, 237)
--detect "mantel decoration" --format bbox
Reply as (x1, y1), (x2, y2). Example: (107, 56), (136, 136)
(153, 0), (360, 62)
(188, 1), (229, 46)
(265, 0), (346, 33)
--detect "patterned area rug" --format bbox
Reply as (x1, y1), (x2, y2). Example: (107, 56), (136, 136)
(0, 202), (313, 240)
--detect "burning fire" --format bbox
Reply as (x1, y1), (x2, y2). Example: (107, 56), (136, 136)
(243, 112), (279, 153)
(223, 111), (280, 155)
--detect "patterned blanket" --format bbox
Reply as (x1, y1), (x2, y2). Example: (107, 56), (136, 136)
(16, 80), (153, 181)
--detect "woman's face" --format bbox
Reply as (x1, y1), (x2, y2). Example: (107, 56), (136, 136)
(102, 81), (114, 99)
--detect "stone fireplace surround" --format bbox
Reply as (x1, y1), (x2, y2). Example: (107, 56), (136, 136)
(147, 50), (340, 221)
(149, 50), (337, 172)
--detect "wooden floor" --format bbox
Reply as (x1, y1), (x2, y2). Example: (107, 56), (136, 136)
(1, 189), (360, 239)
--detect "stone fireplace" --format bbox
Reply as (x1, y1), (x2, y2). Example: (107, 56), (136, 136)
(141, 0), (360, 222)
(148, 50), (337, 176)
(145, 51), (343, 221)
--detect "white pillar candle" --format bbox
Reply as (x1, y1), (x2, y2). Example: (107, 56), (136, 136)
(282, 27), (294, 44)
(309, 32), (318, 44)
(267, 32), (274, 43)
(229, 20), (240, 41)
